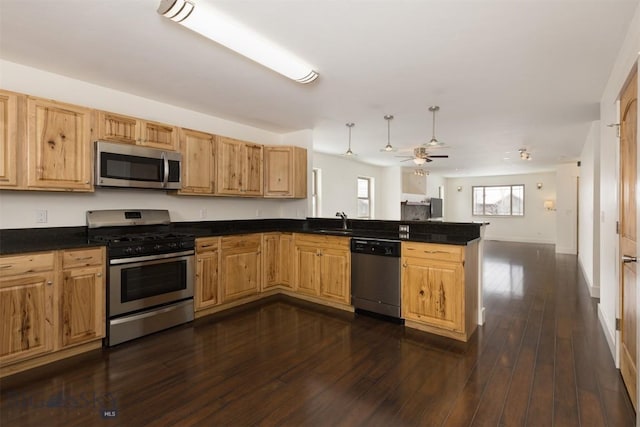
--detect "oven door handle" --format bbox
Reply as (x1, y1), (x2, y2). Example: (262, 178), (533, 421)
(162, 151), (169, 188)
(110, 250), (194, 265)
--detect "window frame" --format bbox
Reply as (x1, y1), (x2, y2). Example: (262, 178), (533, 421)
(472, 184), (525, 217)
(357, 176), (372, 219)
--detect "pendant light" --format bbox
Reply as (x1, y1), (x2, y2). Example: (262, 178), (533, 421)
(426, 106), (444, 147)
(344, 123), (356, 156)
(380, 115), (396, 152)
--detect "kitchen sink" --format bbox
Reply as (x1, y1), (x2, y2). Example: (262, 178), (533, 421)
(314, 228), (353, 235)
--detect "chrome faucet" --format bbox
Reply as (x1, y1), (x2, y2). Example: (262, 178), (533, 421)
(336, 211), (348, 229)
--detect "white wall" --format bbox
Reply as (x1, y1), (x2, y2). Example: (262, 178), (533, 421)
(555, 163), (580, 255)
(578, 121), (599, 297)
(445, 172), (557, 244)
(379, 166), (402, 220)
(597, 0), (639, 366)
(312, 152), (389, 219)
(0, 60), (310, 228)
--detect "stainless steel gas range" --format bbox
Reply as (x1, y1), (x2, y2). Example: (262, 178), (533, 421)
(87, 209), (195, 346)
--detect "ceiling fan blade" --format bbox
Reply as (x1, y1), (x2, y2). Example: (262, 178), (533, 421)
(427, 155), (449, 158)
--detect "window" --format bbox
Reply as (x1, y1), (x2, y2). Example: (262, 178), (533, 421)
(473, 185), (524, 216)
(357, 177), (372, 218)
(311, 168), (320, 217)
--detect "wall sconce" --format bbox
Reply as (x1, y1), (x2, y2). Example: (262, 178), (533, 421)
(536, 182), (543, 190)
(544, 200), (556, 211)
(457, 186), (462, 192)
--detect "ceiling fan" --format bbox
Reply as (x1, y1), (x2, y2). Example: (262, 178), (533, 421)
(396, 105), (449, 164)
(396, 146), (449, 164)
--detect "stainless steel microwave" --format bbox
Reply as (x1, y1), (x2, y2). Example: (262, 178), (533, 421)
(95, 141), (182, 190)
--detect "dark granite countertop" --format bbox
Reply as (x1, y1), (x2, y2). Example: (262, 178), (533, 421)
(0, 218), (483, 255)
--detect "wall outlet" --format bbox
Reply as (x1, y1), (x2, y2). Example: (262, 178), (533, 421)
(35, 209), (48, 223)
(199, 208), (207, 219)
(399, 224), (409, 233)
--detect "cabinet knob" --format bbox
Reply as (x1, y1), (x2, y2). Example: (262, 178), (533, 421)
(97, 273), (102, 277)
(402, 263), (407, 268)
(198, 259), (203, 263)
(47, 281), (53, 286)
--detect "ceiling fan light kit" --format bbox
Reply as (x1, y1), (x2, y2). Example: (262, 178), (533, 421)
(519, 148), (532, 160)
(157, 0), (319, 84)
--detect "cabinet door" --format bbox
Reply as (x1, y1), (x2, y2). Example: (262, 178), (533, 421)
(196, 249), (220, 310)
(27, 97), (92, 190)
(264, 146), (293, 197)
(179, 128), (215, 194)
(319, 248), (350, 304)
(96, 111), (138, 145)
(262, 233), (280, 290)
(138, 120), (177, 151)
(243, 143), (263, 196)
(295, 245), (319, 296)
(402, 258), (463, 332)
(0, 90), (20, 187)
(220, 236), (261, 302)
(216, 137), (244, 195)
(60, 266), (105, 348)
(0, 273), (55, 365)
(278, 234), (293, 287)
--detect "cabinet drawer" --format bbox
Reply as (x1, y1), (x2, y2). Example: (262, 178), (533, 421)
(221, 234), (262, 250)
(0, 252), (55, 277)
(402, 242), (463, 262)
(294, 233), (350, 250)
(196, 237), (220, 253)
(62, 247), (104, 269)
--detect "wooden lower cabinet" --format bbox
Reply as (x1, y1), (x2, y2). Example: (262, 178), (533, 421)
(0, 248), (105, 377)
(262, 232), (293, 290)
(294, 234), (350, 306)
(401, 241), (479, 342)
(195, 237), (221, 311)
(220, 234), (262, 303)
(60, 247), (105, 348)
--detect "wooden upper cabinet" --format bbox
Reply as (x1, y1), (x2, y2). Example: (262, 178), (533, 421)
(27, 97), (93, 191)
(264, 146), (307, 198)
(95, 110), (177, 151)
(179, 128), (216, 195)
(0, 90), (22, 188)
(216, 136), (263, 196)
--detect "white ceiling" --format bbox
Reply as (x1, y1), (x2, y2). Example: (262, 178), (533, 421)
(1, 0), (638, 177)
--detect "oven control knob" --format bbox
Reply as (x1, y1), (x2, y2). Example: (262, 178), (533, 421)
(124, 247), (134, 255)
(169, 242), (178, 249)
(135, 246), (144, 253)
(154, 244), (162, 250)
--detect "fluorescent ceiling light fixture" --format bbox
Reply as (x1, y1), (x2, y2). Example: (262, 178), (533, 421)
(157, 0), (319, 84)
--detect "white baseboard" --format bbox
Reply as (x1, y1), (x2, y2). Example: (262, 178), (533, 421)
(483, 236), (556, 245)
(598, 303), (616, 363)
(556, 246), (577, 255)
(577, 258), (599, 298)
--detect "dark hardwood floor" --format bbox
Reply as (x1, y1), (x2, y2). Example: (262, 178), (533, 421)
(1, 241), (636, 426)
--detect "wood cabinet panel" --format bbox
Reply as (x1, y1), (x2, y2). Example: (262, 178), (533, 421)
(96, 111), (137, 145)
(0, 252), (56, 277)
(402, 258), (462, 331)
(0, 272), (55, 365)
(96, 110), (177, 150)
(195, 237), (221, 311)
(60, 265), (104, 348)
(220, 235), (261, 302)
(295, 244), (319, 296)
(263, 233), (293, 290)
(402, 242), (463, 263)
(27, 97), (92, 191)
(216, 136), (263, 196)
(319, 247), (350, 304)
(0, 90), (20, 187)
(264, 146), (307, 198)
(62, 247), (104, 269)
(179, 128), (215, 194)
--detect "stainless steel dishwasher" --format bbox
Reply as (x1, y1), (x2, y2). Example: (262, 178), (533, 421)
(351, 237), (402, 320)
